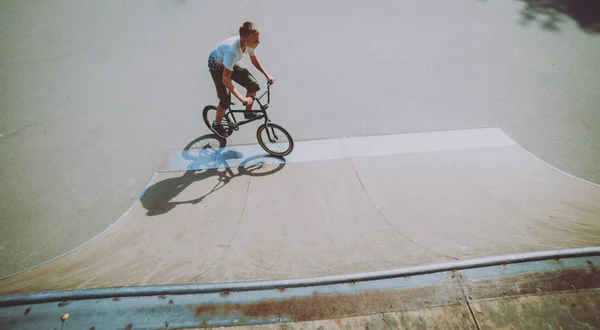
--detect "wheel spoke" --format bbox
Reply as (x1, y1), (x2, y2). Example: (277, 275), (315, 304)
(257, 123), (293, 157)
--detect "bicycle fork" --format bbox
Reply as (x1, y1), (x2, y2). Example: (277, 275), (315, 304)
(265, 122), (279, 143)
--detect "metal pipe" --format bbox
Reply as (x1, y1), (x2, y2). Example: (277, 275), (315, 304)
(1, 246), (598, 307)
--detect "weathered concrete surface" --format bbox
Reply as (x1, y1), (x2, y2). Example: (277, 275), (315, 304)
(203, 257), (600, 329)
(2, 0), (600, 279)
(472, 291), (600, 330)
(353, 146), (600, 259)
(208, 305), (478, 330)
(204, 292), (600, 330)
(1, 255), (598, 329)
(1, 138), (599, 296)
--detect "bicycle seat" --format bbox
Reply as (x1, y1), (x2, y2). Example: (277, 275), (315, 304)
(230, 101), (236, 105)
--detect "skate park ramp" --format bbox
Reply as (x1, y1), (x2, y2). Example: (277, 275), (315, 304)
(0, 127), (599, 302)
(0, 127), (598, 294)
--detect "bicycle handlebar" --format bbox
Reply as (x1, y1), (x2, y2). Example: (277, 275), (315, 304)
(242, 81), (272, 106)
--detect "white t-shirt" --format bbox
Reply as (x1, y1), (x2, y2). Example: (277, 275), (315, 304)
(208, 36), (255, 71)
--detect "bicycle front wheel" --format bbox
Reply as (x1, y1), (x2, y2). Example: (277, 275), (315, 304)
(256, 123), (294, 157)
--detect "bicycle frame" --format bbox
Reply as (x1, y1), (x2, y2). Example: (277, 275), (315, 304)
(225, 82), (272, 128)
(220, 82), (281, 144)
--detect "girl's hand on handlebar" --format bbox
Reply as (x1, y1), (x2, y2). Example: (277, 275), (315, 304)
(266, 75), (275, 85)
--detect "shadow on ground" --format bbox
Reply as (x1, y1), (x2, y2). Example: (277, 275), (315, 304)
(139, 134), (286, 216)
(513, 0), (600, 33)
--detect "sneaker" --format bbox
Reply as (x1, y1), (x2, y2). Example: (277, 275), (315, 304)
(244, 112), (259, 120)
(212, 122), (229, 138)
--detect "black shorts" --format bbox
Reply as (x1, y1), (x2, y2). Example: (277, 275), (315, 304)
(209, 64), (260, 109)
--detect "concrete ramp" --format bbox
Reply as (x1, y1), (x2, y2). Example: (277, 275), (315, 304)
(1, 127), (599, 296)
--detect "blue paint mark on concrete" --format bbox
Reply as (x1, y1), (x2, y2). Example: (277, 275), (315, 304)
(461, 256), (599, 280)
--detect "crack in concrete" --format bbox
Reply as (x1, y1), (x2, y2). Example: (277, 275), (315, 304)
(351, 159), (459, 261)
(191, 175), (251, 282)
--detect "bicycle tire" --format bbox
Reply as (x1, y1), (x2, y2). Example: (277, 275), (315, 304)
(202, 105), (233, 136)
(256, 123), (294, 157)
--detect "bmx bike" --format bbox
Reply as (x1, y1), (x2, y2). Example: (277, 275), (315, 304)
(202, 81), (294, 157)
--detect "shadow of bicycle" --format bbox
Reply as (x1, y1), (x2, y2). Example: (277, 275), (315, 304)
(140, 134), (286, 216)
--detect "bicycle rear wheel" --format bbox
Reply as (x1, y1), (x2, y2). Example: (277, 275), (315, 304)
(203, 105), (233, 136)
(256, 123), (294, 157)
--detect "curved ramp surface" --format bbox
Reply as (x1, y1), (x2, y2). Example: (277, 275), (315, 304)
(1, 128), (599, 296)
